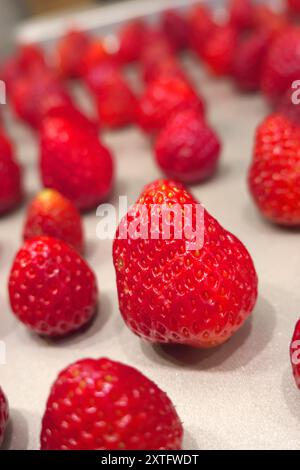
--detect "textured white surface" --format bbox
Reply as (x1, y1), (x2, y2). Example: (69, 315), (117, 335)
(1, 57), (300, 451)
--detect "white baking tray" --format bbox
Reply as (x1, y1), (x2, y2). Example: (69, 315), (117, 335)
(1, 0), (300, 451)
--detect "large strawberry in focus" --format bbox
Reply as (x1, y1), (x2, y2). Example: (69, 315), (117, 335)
(0, 130), (22, 214)
(40, 112), (114, 211)
(9, 236), (98, 337)
(261, 28), (300, 104)
(137, 76), (205, 134)
(0, 387), (9, 447)
(40, 357), (183, 450)
(113, 179), (258, 348)
(24, 189), (84, 253)
(249, 113), (300, 226)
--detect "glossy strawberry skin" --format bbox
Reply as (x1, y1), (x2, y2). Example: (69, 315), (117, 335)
(95, 76), (137, 129)
(0, 130), (22, 215)
(55, 29), (91, 78)
(0, 387), (9, 447)
(137, 76), (205, 134)
(23, 189), (84, 253)
(261, 28), (300, 104)
(40, 357), (183, 450)
(40, 113), (114, 211)
(249, 113), (300, 226)
(290, 319), (300, 389)
(8, 237), (98, 337)
(113, 180), (258, 348)
(232, 31), (271, 92)
(155, 110), (221, 183)
(201, 25), (238, 77)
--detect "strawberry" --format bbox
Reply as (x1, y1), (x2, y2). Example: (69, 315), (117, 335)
(1, 44), (46, 94)
(79, 39), (110, 78)
(82, 59), (120, 94)
(137, 76), (205, 134)
(248, 113), (300, 226)
(161, 9), (189, 50)
(95, 76), (137, 129)
(232, 30), (271, 92)
(23, 189), (84, 253)
(287, 0), (300, 13)
(228, 0), (254, 31)
(40, 357), (183, 450)
(142, 56), (187, 85)
(40, 112), (114, 211)
(113, 179), (258, 348)
(155, 109), (221, 183)
(253, 5), (288, 35)
(187, 5), (216, 55)
(201, 24), (238, 77)
(55, 29), (91, 78)
(0, 129), (22, 214)
(8, 236), (98, 337)
(261, 28), (300, 104)
(140, 33), (175, 84)
(117, 20), (146, 63)
(10, 69), (73, 128)
(290, 319), (300, 389)
(0, 387), (9, 447)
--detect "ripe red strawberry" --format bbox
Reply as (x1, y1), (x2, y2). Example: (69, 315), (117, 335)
(290, 319), (300, 389)
(82, 59), (120, 94)
(10, 69), (73, 128)
(1, 44), (46, 94)
(40, 357), (183, 450)
(155, 109), (221, 183)
(79, 40), (110, 78)
(0, 130), (22, 215)
(187, 5), (216, 55)
(117, 20), (146, 63)
(8, 236), (98, 337)
(261, 28), (300, 104)
(23, 189), (84, 253)
(287, 0), (300, 13)
(113, 179), (258, 348)
(229, 0), (254, 31)
(40, 112), (114, 211)
(0, 387), (9, 447)
(95, 76), (137, 129)
(55, 29), (91, 78)
(140, 32), (175, 84)
(253, 5), (288, 35)
(137, 76), (205, 134)
(161, 9), (189, 50)
(248, 113), (300, 226)
(232, 30), (271, 91)
(201, 24), (238, 76)
(142, 56), (187, 84)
